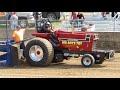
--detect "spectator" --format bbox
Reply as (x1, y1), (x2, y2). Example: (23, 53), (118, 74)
(12, 25), (28, 60)
(101, 12), (106, 17)
(10, 12), (18, 30)
(70, 12), (78, 25)
(13, 25), (28, 42)
(101, 12), (107, 19)
(111, 12), (118, 19)
(77, 12), (85, 19)
(71, 12), (77, 20)
(77, 12), (85, 25)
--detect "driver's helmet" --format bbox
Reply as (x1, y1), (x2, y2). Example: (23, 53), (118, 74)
(47, 22), (50, 25)
(45, 21), (51, 28)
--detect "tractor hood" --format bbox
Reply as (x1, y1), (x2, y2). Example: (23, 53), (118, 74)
(55, 30), (99, 41)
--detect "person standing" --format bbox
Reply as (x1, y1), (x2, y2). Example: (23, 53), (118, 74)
(111, 12), (118, 19)
(71, 12), (77, 20)
(77, 12), (85, 25)
(101, 12), (107, 19)
(77, 12), (85, 19)
(70, 12), (78, 25)
(10, 12), (18, 30)
(13, 25), (28, 60)
(101, 12), (106, 17)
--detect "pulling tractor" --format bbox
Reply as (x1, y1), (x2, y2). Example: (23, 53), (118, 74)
(0, 13), (114, 67)
(23, 13), (114, 67)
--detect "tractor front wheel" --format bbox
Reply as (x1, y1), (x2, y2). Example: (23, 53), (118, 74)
(81, 54), (95, 67)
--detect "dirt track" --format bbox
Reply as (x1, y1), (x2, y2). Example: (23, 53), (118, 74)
(0, 53), (120, 78)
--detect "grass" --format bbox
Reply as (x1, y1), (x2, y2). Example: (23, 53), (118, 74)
(28, 23), (35, 28)
(52, 22), (61, 27)
(0, 24), (34, 30)
(28, 22), (62, 28)
(0, 24), (6, 28)
(0, 22), (62, 30)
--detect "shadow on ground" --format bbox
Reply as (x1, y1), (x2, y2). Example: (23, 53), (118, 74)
(0, 61), (106, 70)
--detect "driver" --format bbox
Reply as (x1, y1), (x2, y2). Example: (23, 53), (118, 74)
(41, 22), (58, 33)
(41, 22), (59, 46)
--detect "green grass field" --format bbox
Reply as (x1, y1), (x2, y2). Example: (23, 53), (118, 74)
(0, 22), (62, 30)
(0, 24), (6, 27)
(52, 22), (61, 27)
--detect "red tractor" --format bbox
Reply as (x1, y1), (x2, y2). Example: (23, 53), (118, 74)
(24, 16), (114, 67)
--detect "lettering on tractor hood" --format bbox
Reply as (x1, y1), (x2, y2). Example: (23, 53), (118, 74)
(58, 34), (91, 45)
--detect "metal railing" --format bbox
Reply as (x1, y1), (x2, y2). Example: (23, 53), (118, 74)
(112, 13), (120, 31)
(0, 18), (120, 32)
(0, 20), (35, 30)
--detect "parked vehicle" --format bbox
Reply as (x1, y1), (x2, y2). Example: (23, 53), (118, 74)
(16, 12), (35, 28)
(42, 12), (60, 21)
(7, 12), (35, 28)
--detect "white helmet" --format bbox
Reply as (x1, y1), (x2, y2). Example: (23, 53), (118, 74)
(47, 22), (50, 25)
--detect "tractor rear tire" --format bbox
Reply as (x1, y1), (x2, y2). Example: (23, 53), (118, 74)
(24, 38), (54, 66)
(81, 54), (95, 67)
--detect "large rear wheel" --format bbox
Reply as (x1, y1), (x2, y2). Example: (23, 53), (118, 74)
(24, 38), (54, 66)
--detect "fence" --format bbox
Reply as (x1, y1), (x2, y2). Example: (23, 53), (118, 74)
(0, 20), (35, 30)
(0, 17), (120, 31)
(52, 19), (120, 32)
(1, 19), (120, 52)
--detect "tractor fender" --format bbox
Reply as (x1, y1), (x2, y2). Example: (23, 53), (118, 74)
(24, 37), (54, 66)
(24, 38), (45, 47)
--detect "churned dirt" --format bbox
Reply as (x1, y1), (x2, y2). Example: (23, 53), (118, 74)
(0, 53), (120, 78)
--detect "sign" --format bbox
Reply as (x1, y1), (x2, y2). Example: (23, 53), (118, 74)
(62, 41), (82, 45)
(59, 34), (91, 45)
